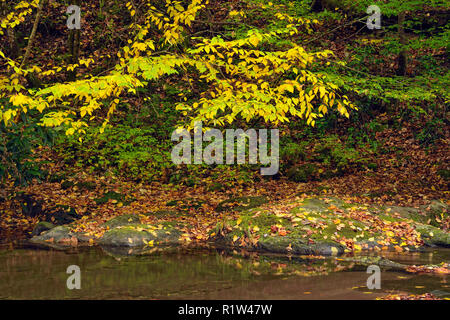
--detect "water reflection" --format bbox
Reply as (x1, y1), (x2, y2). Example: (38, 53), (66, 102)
(0, 244), (448, 299)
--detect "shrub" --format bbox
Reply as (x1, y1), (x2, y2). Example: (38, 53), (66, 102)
(313, 135), (368, 171)
(56, 125), (172, 182)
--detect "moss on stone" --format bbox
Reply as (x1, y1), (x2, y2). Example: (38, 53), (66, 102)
(103, 214), (141, 228)
(99, 223), (183, 247)
(415, 224), (450, 247)
(31, 221), (56, 236)
(215, 196), (449, 255)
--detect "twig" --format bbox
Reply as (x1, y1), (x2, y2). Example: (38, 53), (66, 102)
(305, 17), (367, 45)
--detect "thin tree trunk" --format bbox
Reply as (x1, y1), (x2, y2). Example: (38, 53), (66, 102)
(67, 0), (81, 81)
(20, 0), (46, 69)
(397, 11), (407, 76)
(7, 28), (19, 59)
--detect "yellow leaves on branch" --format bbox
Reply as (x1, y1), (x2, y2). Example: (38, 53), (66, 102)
(0, 0), (355, 135)
(141, 0), (207, 45)
(0, 0), (39, 34)
(174, 29), (354, 127)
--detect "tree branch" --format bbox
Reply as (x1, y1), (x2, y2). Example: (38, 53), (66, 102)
(20, 0), (46, 69)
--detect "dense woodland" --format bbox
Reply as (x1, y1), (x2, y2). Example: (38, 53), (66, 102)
(0, 0), (449, 299)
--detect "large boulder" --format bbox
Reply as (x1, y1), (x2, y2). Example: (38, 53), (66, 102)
(30, 226), (71, 243)
(387, 200), (448, 228)
(29, 226), (81, 247)
(99, 223), (183, 247)
(102, 214), (141, 228)
(213, 196), (450, 256)
(258, 235), (345, 256)
(415, 224), (450, 247)
(30, 225), (93, 247)
(31, 221), (55, 236)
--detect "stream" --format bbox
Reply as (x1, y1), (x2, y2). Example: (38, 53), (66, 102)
(0, 243), (448, 300)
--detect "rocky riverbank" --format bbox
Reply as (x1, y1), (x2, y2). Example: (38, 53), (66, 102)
(30, 196), (449, 257)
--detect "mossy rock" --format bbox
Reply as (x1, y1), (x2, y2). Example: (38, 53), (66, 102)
(422, 200), (448, 215)
(215, 209), (345, 256)
(30, 226), (72, 243)
(215, 196), (450, 255)
(99, 223), (183, 247)
(415, 224), (450, 247)
(31, 221), (55, 236)
(102, 214), (141, 228)
(30, 225), (93, 245)
(387, 200), (448, 228)
(385, 206), (423, 222)
(216, 196), (268, 212)
(295, 198), (332, 213)
(258, 236), (345, 256)
(422, 200), (448, 228)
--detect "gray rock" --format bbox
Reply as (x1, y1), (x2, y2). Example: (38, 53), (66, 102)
(30, 225), (93, 247)
(31, 221), (55, 236)
(415, 224), (450, 247)
(102, 214), (141, 228)
(423, 200), (448, 214)
(99, 223), (183, 247)
(30, 226), (72, 243)
(257, 236), (345, 256)
(386, 206), (421, 218)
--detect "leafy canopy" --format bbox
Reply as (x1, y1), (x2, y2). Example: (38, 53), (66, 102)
(0, 0), (356, 137)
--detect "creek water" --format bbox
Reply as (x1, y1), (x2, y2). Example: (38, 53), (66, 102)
(0, 243), (448, 300)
